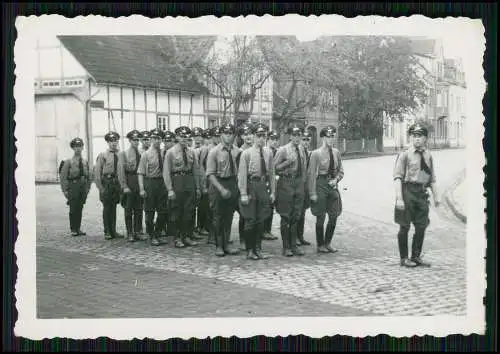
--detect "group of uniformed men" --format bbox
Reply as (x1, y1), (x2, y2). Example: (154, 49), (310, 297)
(60, 121), (438, 267)
(60, 121), (345, 261)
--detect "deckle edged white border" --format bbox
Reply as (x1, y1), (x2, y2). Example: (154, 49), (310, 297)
(13, 14), (486, 340)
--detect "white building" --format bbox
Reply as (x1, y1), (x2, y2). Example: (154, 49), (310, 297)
(35, 35), (214, 182)
(383, 37), (466, 151)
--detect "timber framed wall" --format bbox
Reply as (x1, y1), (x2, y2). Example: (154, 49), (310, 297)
(88, 82), (206, 163)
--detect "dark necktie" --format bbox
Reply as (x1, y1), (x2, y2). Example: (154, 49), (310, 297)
(182, 147), (188, 169)
(416, 150), (432, 175)
(260, 147), (267, 176)
(78, 157), (84, 178)
(134, 148), (140, 172)
(328, 147), (335, 177)
(306, 151), (310, 168)
(157, 148), (163, 172)
(295, 145), (302, 177)
(112, 152), (118, 176)
(226, 148), (235, 176)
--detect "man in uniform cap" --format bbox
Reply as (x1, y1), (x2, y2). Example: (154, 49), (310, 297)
(273, 124), (308, 257)
(164, 126), (202, 248)
(296, 129), (314, 246)
(199, 128), (218, 244)
(233, 122), (255, 250)
(137, 130), (152, 236)
(206, 123), (241, 256)
(137, 128), (168, 246)
(60, 138), (92, 236)
(117, 130), (144, 242)
(393, 123), (440, 268)
(238, 123), (276, 260)
(307, 125), (343, 254)
(160, 130), (176, 239)
(190, 127), (208, 239)
(191, 127), (205, 150)
(140, 130), (151, 154)
(262, 130), (280, 240)
(95, 131), (123, 239)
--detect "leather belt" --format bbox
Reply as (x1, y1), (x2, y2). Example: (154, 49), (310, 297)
(249, 176), (267, 182)
(172, 171), (193, 176)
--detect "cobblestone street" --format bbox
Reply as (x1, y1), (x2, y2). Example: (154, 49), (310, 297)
(35, 149), (467, 318)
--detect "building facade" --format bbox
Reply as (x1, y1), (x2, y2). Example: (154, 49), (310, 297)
(383, 38), (466, 151)
(35, 35), (211, 182)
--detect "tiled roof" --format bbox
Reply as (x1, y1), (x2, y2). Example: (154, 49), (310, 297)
(58, 35), (217, 93)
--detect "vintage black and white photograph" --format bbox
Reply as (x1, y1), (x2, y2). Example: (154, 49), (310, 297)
(14, 15), (486, 339)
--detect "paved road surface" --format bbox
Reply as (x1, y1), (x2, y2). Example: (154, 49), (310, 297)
(35, 148), (467, 318)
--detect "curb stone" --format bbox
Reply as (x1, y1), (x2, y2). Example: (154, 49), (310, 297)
(444, 169), (467, 224)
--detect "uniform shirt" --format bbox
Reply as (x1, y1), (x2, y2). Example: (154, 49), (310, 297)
(308, 146), (344, 199)
(238, 145), (275, 198)
(163, 143), (201, 192)
(196, 145), (209, 189)
(117, 146), (141, 190)
(94, 149), (120, 190)
(273, 142), (307, 178)
(60, 155), (91, 194)
(137, 146), (163, 178)
(393, 146), (436, 185)
(206, 143), (241, 179)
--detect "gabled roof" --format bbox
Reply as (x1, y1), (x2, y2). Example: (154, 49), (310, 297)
(58, 35), (217, 93)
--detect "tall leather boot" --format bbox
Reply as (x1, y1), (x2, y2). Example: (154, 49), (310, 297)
(290, 220), (304, 256)
(245, 226), (258, 260)
(324, 218), (338, 253)
(224, 221), (239, 255)
(238, 217), (246, 250)
(215, 223), (225, 256)
(255, 223), (268, 259)
(411, 227), (431, 267)
(103, 205), (112, 239)
(125, 210), (135, 242)
(280, 220), (293, 257)
(297, 213), (311, 245)
(316, 222), (328, 253)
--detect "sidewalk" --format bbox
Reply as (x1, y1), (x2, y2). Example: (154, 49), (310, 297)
(445, 170), (467, 224)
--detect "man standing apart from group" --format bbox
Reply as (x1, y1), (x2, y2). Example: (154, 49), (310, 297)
(206, 123), (241, 256)
(60, 138), (92, 237)
(393, 123), (440, 268)
(273, 124), (307, 257)
(238, 123), (275, 260)
(308, 125), (343, 254)
(117, 130), (144, 242)
(164, 126), (201, 248)
(94, 132), (123, 240)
